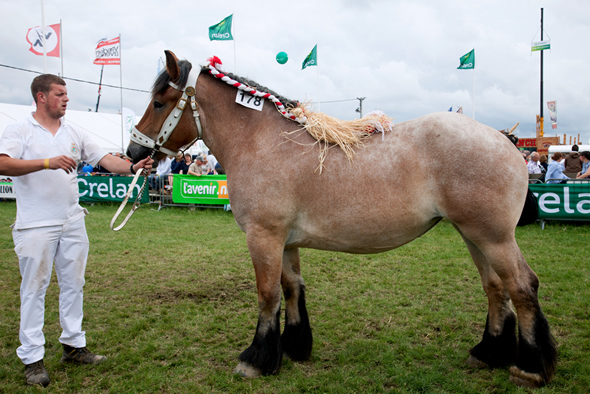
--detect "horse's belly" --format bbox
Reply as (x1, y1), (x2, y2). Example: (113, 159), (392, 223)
(286, 215), (440, 254)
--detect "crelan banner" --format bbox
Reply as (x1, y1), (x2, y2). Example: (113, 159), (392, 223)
(78, 176), (148, 203)
(172, 175), (229, 204)
(529, 184), (590, 220)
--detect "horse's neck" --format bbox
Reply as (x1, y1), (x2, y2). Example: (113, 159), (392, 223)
(198, 75), (294, 170)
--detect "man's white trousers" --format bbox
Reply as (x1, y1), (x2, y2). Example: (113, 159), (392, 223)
(13, 217), (89, 365)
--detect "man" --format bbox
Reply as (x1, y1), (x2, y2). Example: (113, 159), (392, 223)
(577, 151), (590, 179)
(564, 144), (582, 173)
(0, 74), (153, 387)
(149, 155), (172, 191)
(526, 152), (543, 174)
(187, 154), (206, 176)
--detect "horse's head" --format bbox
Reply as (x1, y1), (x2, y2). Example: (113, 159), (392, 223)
(126, 50), (202, 164)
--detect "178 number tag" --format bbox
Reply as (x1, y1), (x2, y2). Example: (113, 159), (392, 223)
(235, 91), (264, 111)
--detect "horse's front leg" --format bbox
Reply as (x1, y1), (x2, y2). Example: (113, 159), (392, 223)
(234, 227), (285, 377)
(281, 247), (313, 361)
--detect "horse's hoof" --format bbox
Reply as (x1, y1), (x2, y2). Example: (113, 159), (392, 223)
(509, 366), (544, 388)
(466, 355), (489, 369)
(233, 361), (262, 378)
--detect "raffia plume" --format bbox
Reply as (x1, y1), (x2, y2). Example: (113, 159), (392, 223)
(287, 104), (394, 172)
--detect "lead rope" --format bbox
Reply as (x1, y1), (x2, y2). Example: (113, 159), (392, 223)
(110, 150), (155, 231)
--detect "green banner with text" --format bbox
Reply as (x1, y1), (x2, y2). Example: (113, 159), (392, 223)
(77, 175), (148, 203)
(172, 174), (229, 204)
(529, 183), (590, 220)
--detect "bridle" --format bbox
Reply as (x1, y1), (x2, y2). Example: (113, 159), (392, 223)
(130, 66), (204, 156)
(111, 66), (203, 232)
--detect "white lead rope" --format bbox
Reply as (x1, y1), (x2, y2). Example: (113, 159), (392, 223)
(110, 160), (152, 231)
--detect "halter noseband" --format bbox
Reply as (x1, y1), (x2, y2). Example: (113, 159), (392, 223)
(130, 67), (203, 156)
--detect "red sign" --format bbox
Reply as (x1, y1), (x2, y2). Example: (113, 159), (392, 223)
(516, 138), (537, 148)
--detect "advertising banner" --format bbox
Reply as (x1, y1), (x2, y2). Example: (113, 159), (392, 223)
(172, 175), (229, 204)
(0, 180), (15, 199)
(78, 175), (148, 203)
(530, 183), (590, 220)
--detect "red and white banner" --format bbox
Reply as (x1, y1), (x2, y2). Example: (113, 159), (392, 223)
(94, 37), (120, 65)
(26, 23), (60, 57)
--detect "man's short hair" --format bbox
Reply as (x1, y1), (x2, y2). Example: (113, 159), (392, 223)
(31, 74), (66, 104)
(581, 151), (590, 160)
(572, 144), (579, 151)
(531, 152), (540, 159)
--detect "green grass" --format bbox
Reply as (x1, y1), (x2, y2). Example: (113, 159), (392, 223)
(0, 200), (588, 393)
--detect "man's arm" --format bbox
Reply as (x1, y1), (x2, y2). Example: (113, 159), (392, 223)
(98, 154), (153, 175)
(0, 154), (77, 176)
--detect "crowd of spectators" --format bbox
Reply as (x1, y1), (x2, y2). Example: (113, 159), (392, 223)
(525, 145), (590, 183)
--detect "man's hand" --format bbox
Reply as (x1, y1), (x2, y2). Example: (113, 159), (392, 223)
(132, 157), (154, 174)
(49, 155), (77, 173)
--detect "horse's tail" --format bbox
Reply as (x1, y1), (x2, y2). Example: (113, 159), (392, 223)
(517, 187), (539, 226)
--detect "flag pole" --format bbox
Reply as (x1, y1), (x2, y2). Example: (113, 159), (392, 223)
(59, 20), (63, 77)
(472, 68), (475, 119)
(119, 34), (124, 153)
(316, 65), (320, 112)
(41, 0), (47, 73)
(233, 16), (237, 74)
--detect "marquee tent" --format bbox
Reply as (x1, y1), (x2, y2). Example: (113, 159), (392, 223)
(0, 102), (134, 153)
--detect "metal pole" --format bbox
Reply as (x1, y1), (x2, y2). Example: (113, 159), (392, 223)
(95, 65), (104, 112)
(539, 8), (544, 137)
(356, 97), (365, 118)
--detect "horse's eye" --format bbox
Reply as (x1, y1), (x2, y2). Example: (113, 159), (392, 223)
(153, 101), (164, 109)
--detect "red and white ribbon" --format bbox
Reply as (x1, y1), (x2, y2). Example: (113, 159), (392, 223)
(205, 56), (307, 124)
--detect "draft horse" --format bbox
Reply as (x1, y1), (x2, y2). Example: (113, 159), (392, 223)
(126, 51), (556, 388)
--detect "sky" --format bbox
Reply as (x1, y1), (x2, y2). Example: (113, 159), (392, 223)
(1, 0), (589, 145)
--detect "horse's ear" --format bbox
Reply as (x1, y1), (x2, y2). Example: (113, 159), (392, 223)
(164, 50), (180, 81)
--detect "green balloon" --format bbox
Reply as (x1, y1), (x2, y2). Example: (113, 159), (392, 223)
(276, 52), (288, 64)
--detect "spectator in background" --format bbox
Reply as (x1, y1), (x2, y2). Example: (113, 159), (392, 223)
(564, 144), (582, 173)
(149, 155), (172, 191)
(180, 153), (192, 174)
(187, 154), (204, 176)
(539, 154), (548, 172)
(201, 155), (215, 175)
(168, 152), (185, 189)
(545, 152), (569, 184)
(577, 151), (590, 180)
(527, 152), (543, 174)
(206, 150), (218, 172)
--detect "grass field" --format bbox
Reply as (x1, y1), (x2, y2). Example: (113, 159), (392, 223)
(0, 201), (588, 393)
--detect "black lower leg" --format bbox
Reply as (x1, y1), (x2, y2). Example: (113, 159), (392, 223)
(515, 308), (557, 383)
(238, 307), (283, 375)
(470, 312), (517, 368)
(281, 285), (313, 361)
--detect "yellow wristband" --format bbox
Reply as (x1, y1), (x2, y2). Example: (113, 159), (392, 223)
(44, 158), (50, 170)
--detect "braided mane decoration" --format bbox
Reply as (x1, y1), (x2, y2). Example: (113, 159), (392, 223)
(204, 56), (394, 172)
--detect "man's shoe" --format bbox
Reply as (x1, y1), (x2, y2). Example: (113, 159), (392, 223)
(60, 344), (107, 365)
(25, 359), (50, 387)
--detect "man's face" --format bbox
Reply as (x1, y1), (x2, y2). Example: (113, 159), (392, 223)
(531, 154), (539, 162)
(41, 83), (69, 119)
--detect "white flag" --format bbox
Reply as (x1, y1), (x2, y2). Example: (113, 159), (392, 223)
(94, 37), (120, 65)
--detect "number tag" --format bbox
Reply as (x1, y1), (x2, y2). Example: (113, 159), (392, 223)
(235, 91), (264, 111)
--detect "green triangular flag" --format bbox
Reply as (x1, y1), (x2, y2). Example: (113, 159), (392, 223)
(209, 15), (233, 41)
(457, 49), (474, 70)
(302, 44), (318, 70)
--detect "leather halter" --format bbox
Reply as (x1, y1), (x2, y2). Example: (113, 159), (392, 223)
(130, 67), (203, 156)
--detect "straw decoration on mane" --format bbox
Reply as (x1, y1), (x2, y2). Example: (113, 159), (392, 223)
(204, 57), (394, 172)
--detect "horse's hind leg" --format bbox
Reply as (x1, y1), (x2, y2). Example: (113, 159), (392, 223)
(457, 233), (518, 369)
(234, 227), (284, 377)
(280, 248), (313, 361)
(460, 229), (557, 387)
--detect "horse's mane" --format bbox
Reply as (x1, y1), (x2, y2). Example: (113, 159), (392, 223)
(152, 60), (193, 97)
(199, 65), (299, 110)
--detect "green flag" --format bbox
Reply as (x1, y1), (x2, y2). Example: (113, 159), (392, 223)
(457, 49), (475, 70)
(302, 44), (317, 70)
(209, 15), (233, 41)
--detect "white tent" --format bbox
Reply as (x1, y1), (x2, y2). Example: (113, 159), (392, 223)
(0, 102), (135, 153)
